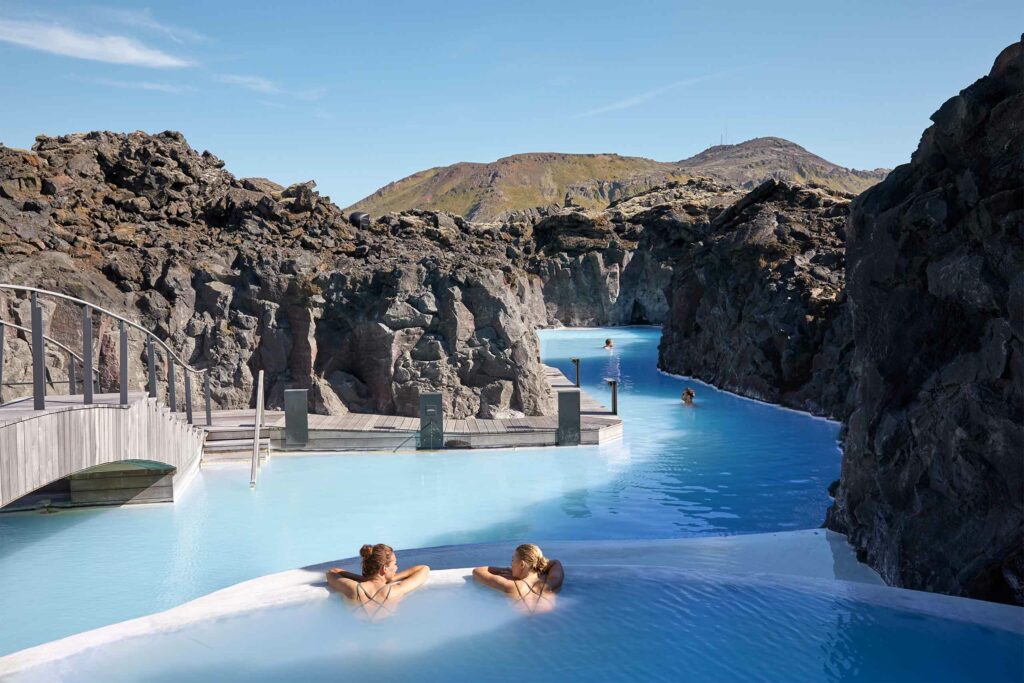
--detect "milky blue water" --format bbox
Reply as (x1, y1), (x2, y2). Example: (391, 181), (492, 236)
(0, 327), (848, 655)
(17, 569), (1024, 683)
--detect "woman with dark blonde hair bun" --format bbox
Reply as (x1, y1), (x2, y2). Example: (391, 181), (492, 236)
(325, 543), (430, 619)
(472, 543), (564, 614)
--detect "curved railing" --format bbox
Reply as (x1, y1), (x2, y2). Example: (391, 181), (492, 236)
(0, 320), (100, 401)
(0, 284), (212, 424)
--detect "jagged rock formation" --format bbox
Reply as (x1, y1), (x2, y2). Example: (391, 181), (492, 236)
(0, 132), (553, 418)
(657, 180), (854, 417)
(527, 180), (743, 326)
(826, 39), (1024, 605)
(347, 140), (887, 221)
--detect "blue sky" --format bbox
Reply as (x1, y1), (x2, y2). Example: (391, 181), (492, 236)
(0, 1), (1019, 207)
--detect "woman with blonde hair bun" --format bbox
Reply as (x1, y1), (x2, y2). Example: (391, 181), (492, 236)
(325, 543), (430, 619)
(472, 543), (564, 614)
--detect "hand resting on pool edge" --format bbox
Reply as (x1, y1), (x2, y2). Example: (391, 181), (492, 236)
(472, 543), (564, 614)
(325, 543), (430, 619)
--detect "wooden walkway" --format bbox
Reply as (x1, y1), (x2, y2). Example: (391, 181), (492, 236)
(199, 365), (622, 455)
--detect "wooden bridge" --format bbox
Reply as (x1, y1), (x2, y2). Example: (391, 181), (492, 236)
(0, 393), (204, 509)
(0, 284), (213, 510)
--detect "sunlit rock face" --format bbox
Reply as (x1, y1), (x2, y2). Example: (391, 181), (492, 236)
(0, 132), (553, 418)
(827, 39), (1024, 605)
(657, 179), (854, 418)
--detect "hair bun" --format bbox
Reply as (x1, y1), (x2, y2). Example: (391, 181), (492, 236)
(360, 544), (374, 558)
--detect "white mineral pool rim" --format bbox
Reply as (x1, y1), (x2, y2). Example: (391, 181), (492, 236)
(2, 545), (1021, 678)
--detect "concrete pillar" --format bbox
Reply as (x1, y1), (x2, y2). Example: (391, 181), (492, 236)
(284, 388), (309, 446)
(418, 392), (444, 450)
(557, 390), (581, 446)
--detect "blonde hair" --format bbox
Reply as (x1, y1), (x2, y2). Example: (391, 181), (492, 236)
(514, 543), (551, 574)
(360, 543), (394, 578)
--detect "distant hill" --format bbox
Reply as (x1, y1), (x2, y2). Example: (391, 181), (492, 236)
(347, 137), (888, 221)
(675, 137), (888, 194)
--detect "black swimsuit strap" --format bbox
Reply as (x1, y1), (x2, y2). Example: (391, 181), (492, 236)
(514, 578), (546, 613)
(357, 582), (393, 615)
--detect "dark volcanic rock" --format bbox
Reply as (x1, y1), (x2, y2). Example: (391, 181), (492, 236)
(527, 179), (742, 326)
(826, 39), (1024, 604)
(608, 180), (744, 325)
(658, 180), (854, 417)
(0, 131), (553, 418)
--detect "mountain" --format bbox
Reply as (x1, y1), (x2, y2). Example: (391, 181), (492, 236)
(347, 152), (684, 222)
(675, 137), (889, 194)
(346, 138), (888, 221)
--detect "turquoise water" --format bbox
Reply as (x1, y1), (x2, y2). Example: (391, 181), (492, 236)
(17, 569), (1024, 683)
(0, 327), (845, 655)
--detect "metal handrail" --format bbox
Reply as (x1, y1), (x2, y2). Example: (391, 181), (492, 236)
(250, 370), (265, 487)
(0, 320), (98, 370)
(0, 284), (207, 376)
(0, 283), (213, 421)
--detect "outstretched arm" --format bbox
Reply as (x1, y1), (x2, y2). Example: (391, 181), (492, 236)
(325, 568), (362, 599)
(472, 566), (516, 594)
(393, 564), (430, 582)
(543, 560), (564, 593)
(389, 564), (431, 598)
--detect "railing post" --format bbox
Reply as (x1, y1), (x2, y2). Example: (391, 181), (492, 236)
(606, 379), (618, 415)
(571, 357), (580, 388)
(168, 359), (176, 413)
(146, 336), (157, 398)
(250, 370), (265, 487)
(204, 371), (212, 426)
(31, 292), (45, 410)
(68, 352), (78, 395)
(0, 322), (5, 404)
(118, 319), (128, 406)
(82, 305), (93, 405)
(184, 371), (193, 424)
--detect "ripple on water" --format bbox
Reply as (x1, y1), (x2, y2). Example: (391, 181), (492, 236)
(17, 571), (1022, 683)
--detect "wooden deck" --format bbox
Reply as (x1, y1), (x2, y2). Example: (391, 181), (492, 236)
(198, 365), (622, 455)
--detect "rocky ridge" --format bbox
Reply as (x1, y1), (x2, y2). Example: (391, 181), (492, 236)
(0, 131), (553, 419)
(825, 39), (1023, 604)
(527, 179), (744, 326)
(658, 180), (855, 418)
(347, 139), (888, 221)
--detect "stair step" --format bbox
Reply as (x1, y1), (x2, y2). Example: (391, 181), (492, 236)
(203, 438), (271, 452)
(203, 450), (270, 461)
(204, 428), (273, 441)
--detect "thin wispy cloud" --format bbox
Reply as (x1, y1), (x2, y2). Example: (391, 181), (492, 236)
(218, 74), (326, 101)
(575, 73), (722, 119)
(219, 74), (281, 94)
(99, 7), (209, 44)
(0, 18), (192, 67)
(93, 78), (191, 94)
